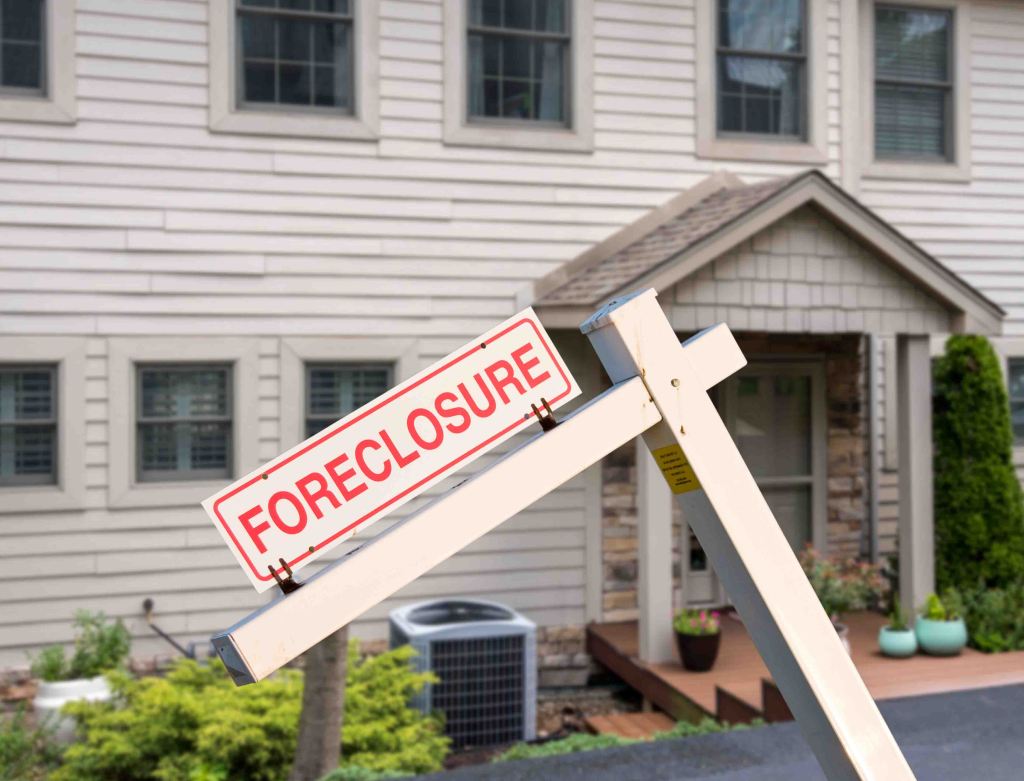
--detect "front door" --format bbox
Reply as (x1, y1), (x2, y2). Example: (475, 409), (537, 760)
(683, 362), (825, 607)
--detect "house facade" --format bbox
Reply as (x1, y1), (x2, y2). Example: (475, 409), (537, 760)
(0, 0), (1021, 677)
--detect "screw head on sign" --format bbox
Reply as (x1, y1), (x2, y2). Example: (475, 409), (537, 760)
(671, 378), (680, 387)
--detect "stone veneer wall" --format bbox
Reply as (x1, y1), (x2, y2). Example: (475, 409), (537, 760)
(600, 333), (868, 620)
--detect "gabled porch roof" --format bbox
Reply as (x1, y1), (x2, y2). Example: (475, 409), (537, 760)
(532, 170), (1003, 336)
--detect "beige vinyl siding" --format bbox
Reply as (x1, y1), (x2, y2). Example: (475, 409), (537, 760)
(0, 0), (1019, 663)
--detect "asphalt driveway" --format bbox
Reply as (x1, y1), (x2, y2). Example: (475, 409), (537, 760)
(423, 684), (1024, 780)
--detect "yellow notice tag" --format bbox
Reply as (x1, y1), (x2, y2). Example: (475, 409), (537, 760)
(651, 445), (702, 494)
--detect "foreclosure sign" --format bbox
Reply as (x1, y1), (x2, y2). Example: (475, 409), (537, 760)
(203, 309), (580, 592)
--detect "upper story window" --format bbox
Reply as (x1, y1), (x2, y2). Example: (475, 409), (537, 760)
(237, 0), (354, 113)
(137, 365), (232, 483)
(467, 0), (570, 126)
(1010, 359), (1024, 445)
(716, 0), (806, 140)
(0, 366), (56, 486)
(874, 5), (952, 161)
(306, 363), (392, 438)
(0, 0), (44, 95)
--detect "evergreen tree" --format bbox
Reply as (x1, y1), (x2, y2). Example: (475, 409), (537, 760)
(933, 335), (1024, 592)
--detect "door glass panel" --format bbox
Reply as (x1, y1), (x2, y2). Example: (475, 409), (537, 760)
(763, 484), (811, 551)
(735, 373), (811, 477)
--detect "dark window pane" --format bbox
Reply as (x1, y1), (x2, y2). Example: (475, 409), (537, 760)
(244, 61), (276, 102)
(314, 21), (345, 64)
(3, 0), (42, 42)
(1010, 360), (1024, 401)
(875, 83), (946, 158)
(14, 425), (54, 476)
(483, 77), (500, 115)
(241, 0), (277, 7)
(241, 14), (276, 60)
(503, 36), (531, 79)
(504, 0), (533, 31)
(719, 0), (803, 53)
(502, 79), (532, 118)
(280, 0), (314, 9)
(315, 0), (350, 13)
(279, 18), (312, 62)
(279, 63), (312, 104)
(718, 55), (803, 137)
(141, 368), (229, 419)
(314, 65), (341, 107)
(306, 365), (391, 436)
(876, 6), (949, 83)
(2, 43), (41, 89)
(469, 0), (503, 26)
(536, 0), (567, 33)
(482, 35), (500, 75)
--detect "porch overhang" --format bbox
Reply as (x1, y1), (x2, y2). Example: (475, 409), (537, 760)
(530, 170), (1004, 337)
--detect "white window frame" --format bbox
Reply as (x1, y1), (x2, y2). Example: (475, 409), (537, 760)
(859, 0), (971, 182)
(695, 0), (828, 165)
(0, 337), (86, 513)
(0, 0), (75, 124)
(995, 339), (1024, 466)
(208, 0), (379, 140)
(442, 0), (594, 152)
(108, 338), (260, 509)
(280, 337), (417, 449)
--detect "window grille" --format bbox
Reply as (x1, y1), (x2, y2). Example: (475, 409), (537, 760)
(304, 363), (392, 438)
(874, 5), (953, 160)
(237, 0), (354, 112)
(137, 365), (232, 482)
(0, 365), (56, 486)
(716, 0), (807, 139)
(467, 0), (571, 124)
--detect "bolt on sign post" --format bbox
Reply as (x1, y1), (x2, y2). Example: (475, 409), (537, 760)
(208, 290), (914, 781)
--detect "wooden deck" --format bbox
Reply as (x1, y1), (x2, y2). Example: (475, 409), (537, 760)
(585, 712), (675, 739)
(588, 612), (1024, 725)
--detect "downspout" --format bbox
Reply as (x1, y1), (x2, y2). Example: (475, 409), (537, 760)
(866, 334), (881, 564)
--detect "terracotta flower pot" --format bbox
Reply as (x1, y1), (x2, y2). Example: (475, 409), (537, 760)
(675, 630), (721, 672)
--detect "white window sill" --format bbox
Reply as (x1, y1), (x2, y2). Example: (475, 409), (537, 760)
(210, 108), (378, 141)
(443, 121), (594, 153)
(0, 94), (75, 124)
(863, 158), (971, 183)
(697, 136), (828, 165)
(109, 479), (230, 510)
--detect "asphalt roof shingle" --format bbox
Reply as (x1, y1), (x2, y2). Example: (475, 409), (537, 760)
(537, 175), (797, 307)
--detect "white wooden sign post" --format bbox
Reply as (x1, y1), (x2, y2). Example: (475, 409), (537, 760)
(209, 289), (913, 781)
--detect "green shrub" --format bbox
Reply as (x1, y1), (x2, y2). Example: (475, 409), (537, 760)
(339, 643), (448, 775)
(0, 704), (62, 781)
(651, 717), (762, 741)
(31, 611), (131, 682)
(958, 582), (1024, 652)
(493, 718), (761, 763)
(318, 766), (412, 781)
(933, 335), (1024, 593)
(54, 643), (447, 781)
(494, 732), (640, 762)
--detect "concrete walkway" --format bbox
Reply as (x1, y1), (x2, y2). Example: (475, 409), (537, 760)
(422, 684), (1024, 780)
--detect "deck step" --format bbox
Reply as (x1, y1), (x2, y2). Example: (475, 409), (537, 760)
(715, 684), (763, 725)
(585, 712), (676, 739)
(761, 679), (794, 723)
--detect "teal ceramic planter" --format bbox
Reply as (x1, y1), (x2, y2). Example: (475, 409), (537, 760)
(915, 617), (967, 656)
(877, 627), (917, 658)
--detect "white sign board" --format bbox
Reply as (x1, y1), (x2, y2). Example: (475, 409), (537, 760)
(203, 309), (580, 592)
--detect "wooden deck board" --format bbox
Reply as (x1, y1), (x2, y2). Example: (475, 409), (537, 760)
(586, 712), (675, 739)
(588, 612), (1024, 724)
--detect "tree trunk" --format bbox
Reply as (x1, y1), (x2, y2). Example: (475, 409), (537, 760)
(288, 626), (348, 781)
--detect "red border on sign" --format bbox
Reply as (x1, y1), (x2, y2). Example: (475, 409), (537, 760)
(212, 318), (572, 582)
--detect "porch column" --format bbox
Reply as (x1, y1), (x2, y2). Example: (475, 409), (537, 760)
(896, 334), (935, 620)
(636, 441), (675, 663)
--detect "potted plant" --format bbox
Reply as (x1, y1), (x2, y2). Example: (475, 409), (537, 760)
(915, 593), (967, 656)
(673, 609), (721, 672)
(31, 611), (131, 741)
(878, 596), (917, 658)
(799, 547), (884, 654)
